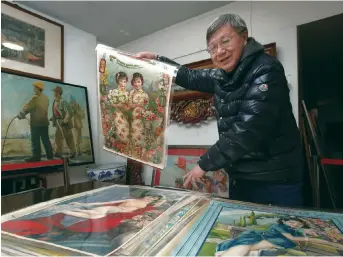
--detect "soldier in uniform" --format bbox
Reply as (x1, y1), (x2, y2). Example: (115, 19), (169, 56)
(50, 86), (76, 159)
(69, 95), (85, 155)
(17, 81), (54, 162)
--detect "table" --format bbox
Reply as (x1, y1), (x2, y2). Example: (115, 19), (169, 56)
(1, 182), (343, 256)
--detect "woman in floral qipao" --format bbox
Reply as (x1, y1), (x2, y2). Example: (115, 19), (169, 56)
(107, 72), (130, 148)
(129, 73), (149, 157)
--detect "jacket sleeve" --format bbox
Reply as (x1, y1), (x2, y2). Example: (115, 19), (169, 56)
(157, 55), (215, 93)
(198, 62), (288, 171)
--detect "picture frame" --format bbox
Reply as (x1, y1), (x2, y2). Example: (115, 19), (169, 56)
(1, 1), (64, 82)
(264, 42), (277, 57)
(1, 184), (195, 256)
(171, 200), (343, 256)
(153, 146), (230, 198)
(1, 71), (95, 172)
(170, 60), (215, 124)
(170, 43), (277, 124)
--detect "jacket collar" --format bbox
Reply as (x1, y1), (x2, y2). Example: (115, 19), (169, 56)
(239, 37), (265, 64)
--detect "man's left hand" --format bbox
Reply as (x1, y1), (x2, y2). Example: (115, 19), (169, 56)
(183, 165), (206, 190)
(16, 114), (24, 120)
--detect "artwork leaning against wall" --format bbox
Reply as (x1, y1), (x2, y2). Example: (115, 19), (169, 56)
(1, 71), (95, 171)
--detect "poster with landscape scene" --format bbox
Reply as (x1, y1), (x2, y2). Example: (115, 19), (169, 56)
(1, 13), (45, 67)
(97, 46), (177, 169)
(1, 71), (94, 170)
(172, 201), (343, 257)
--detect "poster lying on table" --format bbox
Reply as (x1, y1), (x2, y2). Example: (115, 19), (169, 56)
(171, 200), (343, 257)
(1, 185), (199, 256)
(96, 45), (177, 169)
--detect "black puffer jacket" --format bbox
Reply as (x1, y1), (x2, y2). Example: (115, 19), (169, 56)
(158, 38), (302, 182)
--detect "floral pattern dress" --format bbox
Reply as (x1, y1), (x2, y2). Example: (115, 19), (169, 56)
(129, 89), (149, 154)
(108, 88), (130, 144)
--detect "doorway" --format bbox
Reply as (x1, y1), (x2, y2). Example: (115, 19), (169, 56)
(297, 13), (343, 208)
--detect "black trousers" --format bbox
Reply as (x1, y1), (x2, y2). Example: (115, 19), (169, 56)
(230, 179), (304, 208)
(30, 125), (53, 159)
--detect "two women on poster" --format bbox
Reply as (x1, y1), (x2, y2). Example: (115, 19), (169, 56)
(98, 48), (173, 169)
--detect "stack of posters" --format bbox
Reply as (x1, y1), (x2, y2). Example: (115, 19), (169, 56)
(1, 185), (208, 256)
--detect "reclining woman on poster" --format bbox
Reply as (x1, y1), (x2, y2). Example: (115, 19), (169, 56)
(1, 194), (166, 235)
(215, 216), (343, 256)
(63, 194), (164, 219)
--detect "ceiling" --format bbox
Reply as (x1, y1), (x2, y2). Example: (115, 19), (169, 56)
(18, 1), (231, 47)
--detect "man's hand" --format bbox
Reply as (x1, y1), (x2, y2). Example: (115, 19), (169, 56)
(183, 165), (206, 190)
(135, 52), (157, 60)
(16, 113), (26, 120)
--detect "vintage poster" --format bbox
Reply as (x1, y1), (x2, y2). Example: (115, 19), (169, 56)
(172, 201), (343, 256)
(1, 72), (94, 168)
(96, 45), (177, 169)
(1, 72), (94, 169)
(113, 196), (210, 256)
(1, 13), (45, 67)
(154, 147), (230, 198)
(1, 185), (191, 256)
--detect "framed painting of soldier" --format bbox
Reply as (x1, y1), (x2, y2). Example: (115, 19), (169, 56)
(1, 71), (95, 172)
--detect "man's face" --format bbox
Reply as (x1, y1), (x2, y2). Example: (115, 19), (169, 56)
(33, 86), (40, 94)
(54, 91), (60, 98)
(208, 25), (247, 72)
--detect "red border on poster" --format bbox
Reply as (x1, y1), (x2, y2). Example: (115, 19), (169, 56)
(154, 147), (207, 186)
(1, 159), (63, 172)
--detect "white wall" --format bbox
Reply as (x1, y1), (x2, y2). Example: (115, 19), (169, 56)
(118, 1), (343, 184)
(18, 4), (126, 188)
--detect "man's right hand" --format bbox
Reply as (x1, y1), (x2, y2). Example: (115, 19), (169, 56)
(135, 52), (157, 60)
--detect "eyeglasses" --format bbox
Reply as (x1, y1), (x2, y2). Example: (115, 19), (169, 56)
(207, 35), (236, 55)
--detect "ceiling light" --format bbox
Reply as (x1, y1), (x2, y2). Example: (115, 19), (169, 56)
(2, 42), (24, 51)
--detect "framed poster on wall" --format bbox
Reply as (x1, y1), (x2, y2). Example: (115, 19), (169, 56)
(1, 71), (94, 172)
(1, 1), (64, 82)
(153, 146), (230, 198)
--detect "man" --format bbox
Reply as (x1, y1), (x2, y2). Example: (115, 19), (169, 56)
(69, 95), (85, 155)
(17, 81), (53, 162)
(137, 14), (303, 207)
(51, 86), (76, 159)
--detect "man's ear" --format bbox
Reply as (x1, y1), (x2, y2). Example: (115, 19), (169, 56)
(241, 30), (248, 44)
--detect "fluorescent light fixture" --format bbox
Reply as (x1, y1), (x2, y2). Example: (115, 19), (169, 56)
(2, 42), (24, 51)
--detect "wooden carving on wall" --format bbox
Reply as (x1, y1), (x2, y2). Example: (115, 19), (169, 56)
(170, 43), (277, 124)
